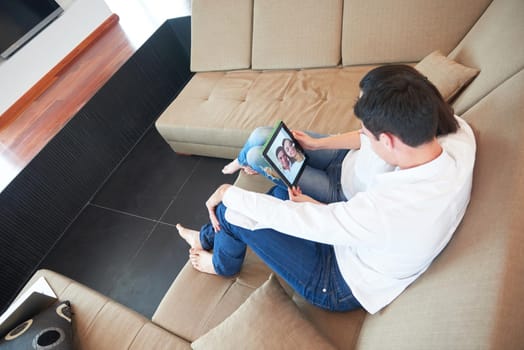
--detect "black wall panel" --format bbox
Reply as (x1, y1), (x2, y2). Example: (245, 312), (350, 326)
(0, 17), (192, 313)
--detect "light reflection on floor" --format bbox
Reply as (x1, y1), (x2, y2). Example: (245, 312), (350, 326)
(103, 0), (191, 48)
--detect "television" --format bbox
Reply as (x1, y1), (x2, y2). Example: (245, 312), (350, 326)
(0, 0), (63, 59)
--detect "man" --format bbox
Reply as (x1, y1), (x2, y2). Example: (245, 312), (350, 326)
(275, 146), (291, 171)
(177, 66), (476, 314)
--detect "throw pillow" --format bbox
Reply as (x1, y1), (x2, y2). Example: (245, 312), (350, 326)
(0, 300), (74, 350)
(191, 274), (335, 350)
(415, 50), (480, 102)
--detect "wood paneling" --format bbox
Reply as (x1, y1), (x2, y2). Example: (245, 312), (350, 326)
(0, 14), (134, 192)
(0, 14), (120, 129)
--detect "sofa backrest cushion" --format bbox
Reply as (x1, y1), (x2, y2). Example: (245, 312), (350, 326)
(341, 0), (492, 66)
(449, 0), (524, 114)
(191, 275), (337, 350)
(191, 0), (253, 72)
(251, 0), (343, 69)
(355, 69), (524, 349)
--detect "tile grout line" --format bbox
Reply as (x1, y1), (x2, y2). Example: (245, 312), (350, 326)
(156, 156), (202, 224)
(89, 203), (179, 228)
(103, 156), (202, 264)
(90, 203), (160, 225)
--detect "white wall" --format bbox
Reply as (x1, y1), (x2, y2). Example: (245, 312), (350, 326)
(0, 0), (112, 115)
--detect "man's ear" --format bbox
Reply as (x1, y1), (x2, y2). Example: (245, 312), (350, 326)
(379, 132), (395, 150)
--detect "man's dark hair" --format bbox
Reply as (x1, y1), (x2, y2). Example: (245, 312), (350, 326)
(275, 146), (286, 158)
(358, 65), (458, 139)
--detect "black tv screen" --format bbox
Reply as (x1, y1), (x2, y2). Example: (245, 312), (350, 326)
(0, 0), (63, 59)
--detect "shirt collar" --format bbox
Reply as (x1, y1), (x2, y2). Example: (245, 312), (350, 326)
(375, 150), (452, 185)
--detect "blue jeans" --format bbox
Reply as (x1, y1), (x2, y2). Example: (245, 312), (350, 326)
(237, 127), (349, 203)
(199, 203), (362, 312)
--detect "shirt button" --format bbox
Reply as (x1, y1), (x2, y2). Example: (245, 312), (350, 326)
(322, 288), (327, 293)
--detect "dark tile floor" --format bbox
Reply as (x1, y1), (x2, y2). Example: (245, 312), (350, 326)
(39, 127), (236, 317)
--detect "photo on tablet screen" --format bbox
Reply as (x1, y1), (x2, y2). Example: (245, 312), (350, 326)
(262, 121), (307, 187)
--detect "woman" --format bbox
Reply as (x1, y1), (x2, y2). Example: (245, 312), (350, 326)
(222, 65), (458, 203)
(282, 138), (305, 164)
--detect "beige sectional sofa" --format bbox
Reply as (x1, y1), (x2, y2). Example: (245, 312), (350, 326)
(14, 0), (524, 348)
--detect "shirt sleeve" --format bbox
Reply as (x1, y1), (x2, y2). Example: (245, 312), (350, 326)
(222, 186), (383, 247)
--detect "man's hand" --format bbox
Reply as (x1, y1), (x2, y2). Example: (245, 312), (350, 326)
(288, 186), (323, 205)
(205, 184), (232, 232)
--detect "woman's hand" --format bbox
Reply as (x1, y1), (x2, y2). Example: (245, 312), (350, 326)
(205, 184), (232, 232)
(292, 130), (320, 150)
(288, 186), (323, 204)
(293, 129), (362, 150)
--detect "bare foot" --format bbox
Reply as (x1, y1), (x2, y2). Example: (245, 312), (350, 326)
(176, 224), (203, 250)
(189, 248), (217, 275)
(222, 159), (242, 174)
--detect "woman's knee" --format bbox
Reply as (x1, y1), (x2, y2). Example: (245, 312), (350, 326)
(246, 146), (265, 165)
(248, 126), (272, 145)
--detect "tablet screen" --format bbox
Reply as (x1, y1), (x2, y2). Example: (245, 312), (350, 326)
(262, 121), (307, 187)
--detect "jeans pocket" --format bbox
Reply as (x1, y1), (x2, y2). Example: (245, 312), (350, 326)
(331, 266), (362, 311)
(337, 290), (358, 304)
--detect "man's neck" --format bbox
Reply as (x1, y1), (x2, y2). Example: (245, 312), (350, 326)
(396, 139), (443, 170)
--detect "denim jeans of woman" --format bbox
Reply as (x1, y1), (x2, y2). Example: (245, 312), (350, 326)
(199, 202), (362, 312)
(236, 126), (350, 203)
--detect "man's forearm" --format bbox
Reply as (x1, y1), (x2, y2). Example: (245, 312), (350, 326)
(207, 184), (232, 209)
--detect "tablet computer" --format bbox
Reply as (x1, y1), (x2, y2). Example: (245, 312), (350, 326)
(262, 121), (307, 187)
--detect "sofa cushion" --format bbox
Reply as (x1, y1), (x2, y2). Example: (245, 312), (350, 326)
(191, 0), (253, 71)
(233, 171), (274, 194)
(291, 295), (367, 350)
(415, 50), (480, 102)
(252, 0), (343, 69)
(155, 66), (373, 159)
(355, 69), (524, 349)
(341, 0), (491, 66)
(449, 0), (524, 114)
(153, 249), (273, 341)
(129, 323), (190, 350)
(191, 274), (336, 349)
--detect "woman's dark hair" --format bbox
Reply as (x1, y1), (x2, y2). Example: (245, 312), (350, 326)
(281, 138), (293, 151)
(358, 65), (458, 138)
(281, 138), (294, 163)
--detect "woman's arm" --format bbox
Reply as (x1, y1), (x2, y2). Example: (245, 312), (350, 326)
(292, 130), (361, 150)
(288, 186), (324, 205)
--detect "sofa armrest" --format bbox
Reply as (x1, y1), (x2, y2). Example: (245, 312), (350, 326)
(19, 270), (190, 350)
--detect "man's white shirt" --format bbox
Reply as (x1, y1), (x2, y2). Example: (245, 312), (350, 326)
(222, 117), (476, 314)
